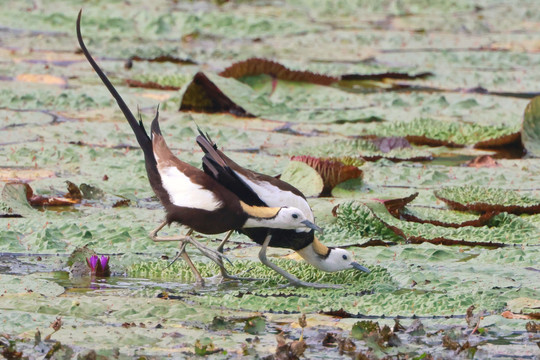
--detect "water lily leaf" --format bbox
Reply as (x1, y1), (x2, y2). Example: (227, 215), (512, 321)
(285, 138), (433, 162)
(178, 72), (268, 116)
(220, 58), (338, 85)
(372, 118), (520, 147)
(400, 207), (497, 228)
(522, 96), (540, 157)
(506, 297), (540, 314)
(280, 161), (323, 198)
(244, 316), (266, 335)
(0, 274), (64, 297)
(370, 137), (411, 153)
(351, 321), (379, 340)
(126, 79), (181, 91)
(358, 201), (539, 246)
(435, 186), (540, 215)
(290, 156), (363, 195)
(1, 183), (33, 216)
(79, 184), (105, 200)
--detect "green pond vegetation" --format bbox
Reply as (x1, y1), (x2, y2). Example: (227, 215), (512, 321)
(1, 0), (539, 358)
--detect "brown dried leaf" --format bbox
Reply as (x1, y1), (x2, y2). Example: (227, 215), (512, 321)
(179, 72), (252, 116)
(526, 321), (540, 333)
(442, 335), (460, 350)
(382, 192), (418, 216)
(337, 337), (356, 355)
(129, 55), (195, 64)
(501, 311), (540, 320)
(112, 199), (130, 208)
(465, 155), (499, 168)
(220, 58), (338, 85)
(126, 79), (180, 91)
(474, 132), (521, 148)
(291, 155), (363, 195)
(65, 181), (82, 200)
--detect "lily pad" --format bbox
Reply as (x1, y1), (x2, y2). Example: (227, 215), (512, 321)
(280, 161), (324, 198)
(372, 118), (520, 147)
(435, 186), (540, 214)
(522, 96), (540, 157)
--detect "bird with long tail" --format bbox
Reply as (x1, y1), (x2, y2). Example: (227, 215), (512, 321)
(196, 131), (371, 288)
(76, 10), (322, 285)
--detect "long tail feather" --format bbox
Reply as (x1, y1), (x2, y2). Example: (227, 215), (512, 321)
(76, 10), (152, 157)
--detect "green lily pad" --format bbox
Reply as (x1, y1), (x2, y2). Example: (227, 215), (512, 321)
(522, 96), (540, 157)
(280, 161), (324, 198)
(372, 118), (520, 147)
(435, 186), (540, 214)
(347, 201), (540, 246)
(0, 274), (65, 297)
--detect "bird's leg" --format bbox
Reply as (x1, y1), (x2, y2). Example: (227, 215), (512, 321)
(149, 221), (227, 265)
(213, 231), (261, 282)
(149, 221), (193, 242)
(258, 234), (342, 289)
(180, 250), (205, 286)
(149, 222), (229, 285)
(216, 230), (234, 253)
(165, 241), (188, 269)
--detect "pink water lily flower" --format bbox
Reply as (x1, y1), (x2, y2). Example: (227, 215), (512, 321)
(86, 254), (111, 277)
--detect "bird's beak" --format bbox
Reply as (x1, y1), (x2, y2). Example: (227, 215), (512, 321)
(301, 220), (323, 233)
(351, 262), (371, 273)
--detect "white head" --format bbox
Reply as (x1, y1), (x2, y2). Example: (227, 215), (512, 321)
(297, 239), (371, 273)
(243, 206), (322, 232)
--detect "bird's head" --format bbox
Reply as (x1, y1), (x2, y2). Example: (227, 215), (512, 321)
(319, 248), (371, 273)
(274, 206), (323, 232)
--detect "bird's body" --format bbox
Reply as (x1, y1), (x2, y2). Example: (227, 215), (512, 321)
(197, 133), (371, 282)
(76, 11), (321, 285)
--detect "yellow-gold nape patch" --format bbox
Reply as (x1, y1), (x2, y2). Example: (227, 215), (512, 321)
(312, 236), (330, 256)
(241, 201), (281, 219)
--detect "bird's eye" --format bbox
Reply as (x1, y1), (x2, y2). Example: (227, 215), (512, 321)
(342, 255), (348, 260)
(292, 213), (299, 219)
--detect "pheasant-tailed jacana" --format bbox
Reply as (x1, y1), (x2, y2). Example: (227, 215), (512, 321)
(196, 132), (370, 288)
(76, 11), (322, 285)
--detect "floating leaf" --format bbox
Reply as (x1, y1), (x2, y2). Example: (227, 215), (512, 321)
(357, 201), (539, 246)
(220, 58), (338, 85)
(291, 155), (363, 195)
(400, 207), (497, 228)
(370, 137), (412, 153)
(522, 96), (540, 157)
(435, 186), (540, 215)
(244, 316), (266, 335)
(126, 79), (181, 91)
(178, 72), (256, 116)
(286, 138), (432, 162)
(280, 161), (324, 197)
(372, 118), (520, 147)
